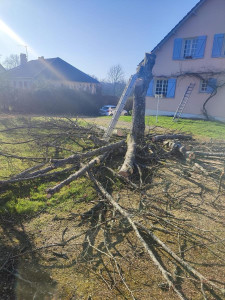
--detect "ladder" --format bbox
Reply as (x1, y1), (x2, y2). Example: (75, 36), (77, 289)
(173, 83), (195, 121)
(103, 74), (138, 141)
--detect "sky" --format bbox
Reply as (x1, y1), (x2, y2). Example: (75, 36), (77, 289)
(0, 0), (200, 80)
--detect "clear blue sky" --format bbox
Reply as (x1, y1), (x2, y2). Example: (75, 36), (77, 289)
(0, 0), (200, 80)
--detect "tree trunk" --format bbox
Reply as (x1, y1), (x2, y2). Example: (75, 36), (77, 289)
(119, 53), (156, 177)
(131, 52), (156, 143)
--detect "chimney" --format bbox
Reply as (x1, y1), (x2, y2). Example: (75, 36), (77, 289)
(20, 53), (27, 65)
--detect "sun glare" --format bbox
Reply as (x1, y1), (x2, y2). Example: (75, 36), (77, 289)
(0, 19), (24, 45)
(0, 18), (65, 80)
(0, 18), (38, 57)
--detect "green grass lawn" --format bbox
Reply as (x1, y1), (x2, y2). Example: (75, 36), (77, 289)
(119, 115), (225, 139)
(0, 116), (97, 216)
(0, 114), (224, 216)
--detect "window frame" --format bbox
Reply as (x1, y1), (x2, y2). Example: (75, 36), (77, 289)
(199, 79), (209, 93)
(154, 78), (169, 98)
(199, 78), (217, 94)
(182, 37), (198, 59)
(173, 36), (207, 60)
(147, 78), (176, 98)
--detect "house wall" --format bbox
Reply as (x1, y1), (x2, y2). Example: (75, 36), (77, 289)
(58, 80), (100, 94)
(11, 78), (100, 94)
(11, 78), (33, 89)
(146, 0), (225, 120)
(146, 75), (225, 120)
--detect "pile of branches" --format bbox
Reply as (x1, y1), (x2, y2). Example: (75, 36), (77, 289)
(0, 115), (225, 299)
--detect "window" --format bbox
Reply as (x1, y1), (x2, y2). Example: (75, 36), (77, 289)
(173, 36), (207, 60)
(200, 78), (217, 93)
(212, 33), (225, 57)
(183, 38), (198, 59)
(200, 80), (208, 92)
(147, 78), (176, 98)
(155, 79), (168, 96)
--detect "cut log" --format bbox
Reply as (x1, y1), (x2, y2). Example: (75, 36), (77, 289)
(166, 141), (187, 156)
(193, 151), (225, 158)
(94, 125), (126, 137)
(153, 134), (192, 142)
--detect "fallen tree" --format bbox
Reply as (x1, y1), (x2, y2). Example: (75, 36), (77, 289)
(0, 52), (225, 298)
(0, 114), (224, 299)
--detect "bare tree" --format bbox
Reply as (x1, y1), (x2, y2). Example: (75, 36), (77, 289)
(107, 64), (125, 97)
(3, 54), (20, 70)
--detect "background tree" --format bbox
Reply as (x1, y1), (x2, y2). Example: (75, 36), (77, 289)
(3, 54), (20, 70)
(107, 64), (126, 97)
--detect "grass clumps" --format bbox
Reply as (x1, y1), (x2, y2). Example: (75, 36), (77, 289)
(0, 176), (97, 216)
(119, 115), (225, 139)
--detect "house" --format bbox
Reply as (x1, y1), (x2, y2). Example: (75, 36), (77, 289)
(146, 0), (225, 121)
(7, 54), (100, 94)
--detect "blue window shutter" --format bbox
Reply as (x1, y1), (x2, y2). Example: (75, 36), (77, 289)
(173, 38), (183, 60)
(206, 78), (217, 93)
(146, 79), (154, 96)
(194, 36), (207, 58)
(166, 79), (176, 98)
(212, 34), (224, 57)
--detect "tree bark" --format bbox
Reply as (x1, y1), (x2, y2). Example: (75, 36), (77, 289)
(119, 53), (156, 177)
(118, 135), (136, 177)
(132, 52), (156, 142)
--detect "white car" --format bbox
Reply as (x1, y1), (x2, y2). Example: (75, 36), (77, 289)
(99, 105), (116, 116)
(99, 105), (128, 116)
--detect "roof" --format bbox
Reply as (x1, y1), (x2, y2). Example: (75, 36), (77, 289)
(7, 57), (99, 83)
(0, 64), (5, 73)
(151, 0), (207, 53)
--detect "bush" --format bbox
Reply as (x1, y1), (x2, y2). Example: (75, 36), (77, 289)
(0, 87), (119, 116)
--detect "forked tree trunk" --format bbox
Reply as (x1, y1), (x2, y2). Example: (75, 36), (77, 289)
(119, 53), (156, 177)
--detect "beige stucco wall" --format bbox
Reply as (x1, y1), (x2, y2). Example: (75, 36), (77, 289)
(146, 75), (225, 120)
(146, 0), (225, 120)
